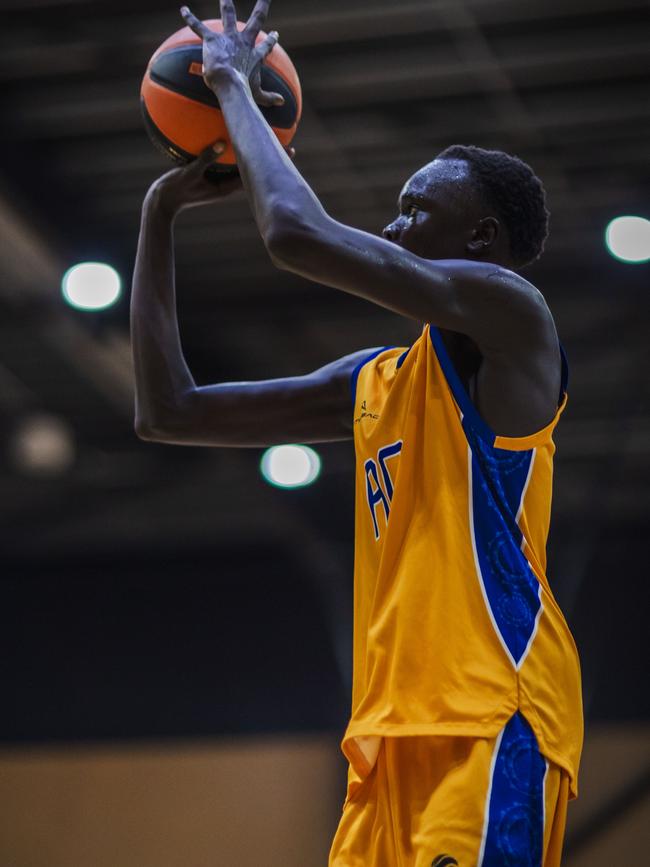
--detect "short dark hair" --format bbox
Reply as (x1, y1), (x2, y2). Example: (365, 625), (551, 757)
(437, 144), (550, 268)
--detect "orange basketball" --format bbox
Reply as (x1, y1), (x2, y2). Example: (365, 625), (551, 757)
(140, 19), (302, 172)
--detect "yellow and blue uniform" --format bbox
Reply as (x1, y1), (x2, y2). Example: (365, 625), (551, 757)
(328, 324), (583, 867)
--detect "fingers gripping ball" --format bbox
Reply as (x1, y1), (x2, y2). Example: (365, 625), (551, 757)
(140, 19), (302, 175)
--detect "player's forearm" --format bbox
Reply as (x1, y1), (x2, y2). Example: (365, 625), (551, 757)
(130, 191), (197, 438)
(212, 70), (326, 242)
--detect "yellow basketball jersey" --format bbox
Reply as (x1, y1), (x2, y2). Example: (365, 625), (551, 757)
(342, 323), (583, 798)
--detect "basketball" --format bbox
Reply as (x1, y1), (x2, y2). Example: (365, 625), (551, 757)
(140, 19), (302, 173)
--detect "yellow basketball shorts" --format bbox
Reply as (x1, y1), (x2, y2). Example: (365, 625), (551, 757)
(328, 712), (570, 867)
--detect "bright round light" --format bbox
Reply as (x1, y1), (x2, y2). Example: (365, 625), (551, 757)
(9, 413), (75, 476)
(260, 444), (321, 489)
(605, 216), (650, 264)
(62, 261), (122, 310)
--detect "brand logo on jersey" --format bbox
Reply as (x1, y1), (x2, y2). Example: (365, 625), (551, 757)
(365, 440), (403, 540)
(431, 856), (458, 867)
(355, 399), (380, 424)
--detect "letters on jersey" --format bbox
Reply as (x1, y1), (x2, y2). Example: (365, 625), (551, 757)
(364, 440), (403, 540)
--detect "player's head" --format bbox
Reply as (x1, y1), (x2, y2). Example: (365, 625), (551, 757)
(382, 144), (549, 270)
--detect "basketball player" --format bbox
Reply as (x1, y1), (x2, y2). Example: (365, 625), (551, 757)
(130, 2), (584, 864)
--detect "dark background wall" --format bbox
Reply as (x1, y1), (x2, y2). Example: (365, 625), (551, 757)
(0, 0), (648, 863)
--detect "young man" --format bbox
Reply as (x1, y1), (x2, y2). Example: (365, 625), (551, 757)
(131, 2), (583, 864)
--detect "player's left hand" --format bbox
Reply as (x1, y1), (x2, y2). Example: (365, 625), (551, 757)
(180, 1), (285, 107)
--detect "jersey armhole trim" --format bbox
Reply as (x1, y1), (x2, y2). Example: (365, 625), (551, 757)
(350, 346), (394, 408)
(428, 325), (570, 451)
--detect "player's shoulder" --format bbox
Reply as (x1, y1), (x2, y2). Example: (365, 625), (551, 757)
(446, 259), (549, 312)
(454, 261), (557, 350)
(312, 346), (387, 380)
(474, 268), (562, 409)
(495, 268), (557, 345)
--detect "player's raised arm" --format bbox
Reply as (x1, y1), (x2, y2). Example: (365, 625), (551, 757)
(130, 146), (380, 447)
(180, 6), (554, 362)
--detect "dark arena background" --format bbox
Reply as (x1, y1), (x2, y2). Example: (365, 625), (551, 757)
(1, 1), (649, 864)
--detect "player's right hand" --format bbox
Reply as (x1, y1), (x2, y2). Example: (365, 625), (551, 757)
(146, 142), (242, 216)
(146, 141), (296, 217)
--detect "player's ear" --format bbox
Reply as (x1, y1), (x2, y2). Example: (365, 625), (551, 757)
(466, 216), (499, 254)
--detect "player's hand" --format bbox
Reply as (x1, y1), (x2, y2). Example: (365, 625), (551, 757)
(146, 141), (295, 217)
(148, 143), (242, 216)
(180, 1), (284, 107)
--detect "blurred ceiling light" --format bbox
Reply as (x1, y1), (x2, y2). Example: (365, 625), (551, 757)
(605, 216), (650, 264)
(62, 261), (121, 310)
(9, 413), (75, 476)
(260, 444), (321, 489)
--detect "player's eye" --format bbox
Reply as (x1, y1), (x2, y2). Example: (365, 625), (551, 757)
(406, 204), (418, 220)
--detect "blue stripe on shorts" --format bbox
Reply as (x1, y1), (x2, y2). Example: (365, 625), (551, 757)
(480, 712), (547, 866)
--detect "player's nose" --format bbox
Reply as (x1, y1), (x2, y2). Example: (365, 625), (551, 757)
(382, 221), (401, 243)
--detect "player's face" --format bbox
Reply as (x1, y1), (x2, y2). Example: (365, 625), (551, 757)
(382, 159), (480, 260)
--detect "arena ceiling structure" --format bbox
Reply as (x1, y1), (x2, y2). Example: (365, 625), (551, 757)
(1, 0), (648, 862)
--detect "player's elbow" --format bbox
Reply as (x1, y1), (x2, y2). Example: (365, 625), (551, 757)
(265, 209), (326, 271)
(265, 220), (302, 269)
(134, 415), (194, 445)
(134, 397), (197, 444)
(134, 415), (165, 443)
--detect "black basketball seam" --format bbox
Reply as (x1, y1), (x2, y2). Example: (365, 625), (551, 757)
(149, 47), (221, 110)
